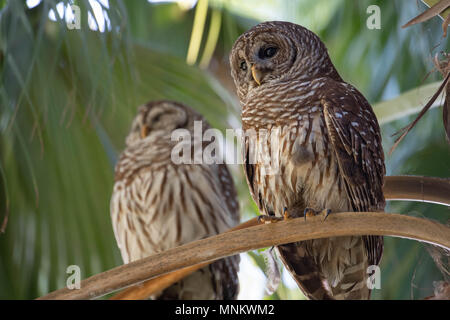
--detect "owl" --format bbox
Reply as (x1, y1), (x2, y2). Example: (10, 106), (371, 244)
(230, 21), (385, 300)
(110, 100), (240, 300)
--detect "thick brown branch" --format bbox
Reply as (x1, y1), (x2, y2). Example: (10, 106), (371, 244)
(38, 211), (450, 300)
(384, 176), (450, 206)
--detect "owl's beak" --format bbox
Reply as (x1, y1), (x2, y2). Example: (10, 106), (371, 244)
(140, 125), (149, 138)
(251, 65), (262, 86)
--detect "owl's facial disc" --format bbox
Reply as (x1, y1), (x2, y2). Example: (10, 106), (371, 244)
(126, 101), (189, 146)
(230, 21), (341, 104)
(233, 33), (296, 97)
(142, 102), (188, 134)
(138, 107), (164, 139)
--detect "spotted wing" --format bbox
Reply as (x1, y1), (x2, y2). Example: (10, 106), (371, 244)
(321, 80), (385, 266)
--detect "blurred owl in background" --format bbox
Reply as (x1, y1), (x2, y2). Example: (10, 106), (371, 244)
(110, 100), (240, 299)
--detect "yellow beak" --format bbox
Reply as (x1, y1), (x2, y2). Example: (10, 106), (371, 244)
(251, 65), (262, 86)
(140, 125), (149, 138)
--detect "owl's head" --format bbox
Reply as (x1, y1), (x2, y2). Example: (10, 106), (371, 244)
(125, 100), (199, 146)
(229, 21), (340, 102)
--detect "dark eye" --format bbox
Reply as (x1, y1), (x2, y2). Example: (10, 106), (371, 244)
(240, 60), (247, 71)
(259, 46), (278, 59)
(151, 112), (163, 123)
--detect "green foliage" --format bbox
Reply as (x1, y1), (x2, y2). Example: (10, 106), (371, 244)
(0, 0), (236, 299)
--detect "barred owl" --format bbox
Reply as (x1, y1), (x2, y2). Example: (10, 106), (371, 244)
(110, 100), (240, 300)
(230, 21), (385, 300)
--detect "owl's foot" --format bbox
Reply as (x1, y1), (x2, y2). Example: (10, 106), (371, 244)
(282, 207), (292, 221)
(303, 208), (332, 221)
(322, 209), (332, 221)
(303, 208), (315, 221)
(258, 215), (283, 224)
(258, 207), (293, 224)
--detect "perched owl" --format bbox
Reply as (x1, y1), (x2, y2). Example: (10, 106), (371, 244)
(230, 21), (385, 300)
(110, 100), (240, 300)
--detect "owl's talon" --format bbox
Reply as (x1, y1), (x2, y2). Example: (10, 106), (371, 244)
(303, 208), (332, 221)
(258, 215), (283, 224)
(303, 207), (317, 221)
(282, 207), (292, 221)
(322, 209), (332, 221)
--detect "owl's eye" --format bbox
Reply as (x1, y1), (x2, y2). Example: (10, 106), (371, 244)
(259, 46), (278, 59)
(153, 114), (162, 123)
(240, 60), (247, 71)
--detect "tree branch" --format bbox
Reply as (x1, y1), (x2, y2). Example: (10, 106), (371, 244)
(38, 211), (450, 300)
(384, 175), (450, 206)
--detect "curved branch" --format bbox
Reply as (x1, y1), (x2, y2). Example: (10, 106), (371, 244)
(384, 176), (450, 206)
(38, 211), (450, 300)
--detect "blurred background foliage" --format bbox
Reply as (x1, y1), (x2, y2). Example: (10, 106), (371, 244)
(0, 0), (448, 300)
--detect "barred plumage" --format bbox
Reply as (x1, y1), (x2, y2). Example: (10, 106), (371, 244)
(230, 21), (385, 300)
(110, 100), (240, 299)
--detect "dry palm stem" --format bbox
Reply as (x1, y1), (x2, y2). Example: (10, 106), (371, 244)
(402, 0), (450, 36)
(38, 210), (450, 300)
(389, 72), (450, 155)
(384, 175), (450, 206)
(433, 53), (450, 143)
(390, 51), (450, 154)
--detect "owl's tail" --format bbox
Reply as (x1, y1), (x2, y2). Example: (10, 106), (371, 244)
(277, 242), (334, 300)
(277, 238), (371, 300)
(157, 256), (240, 300)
